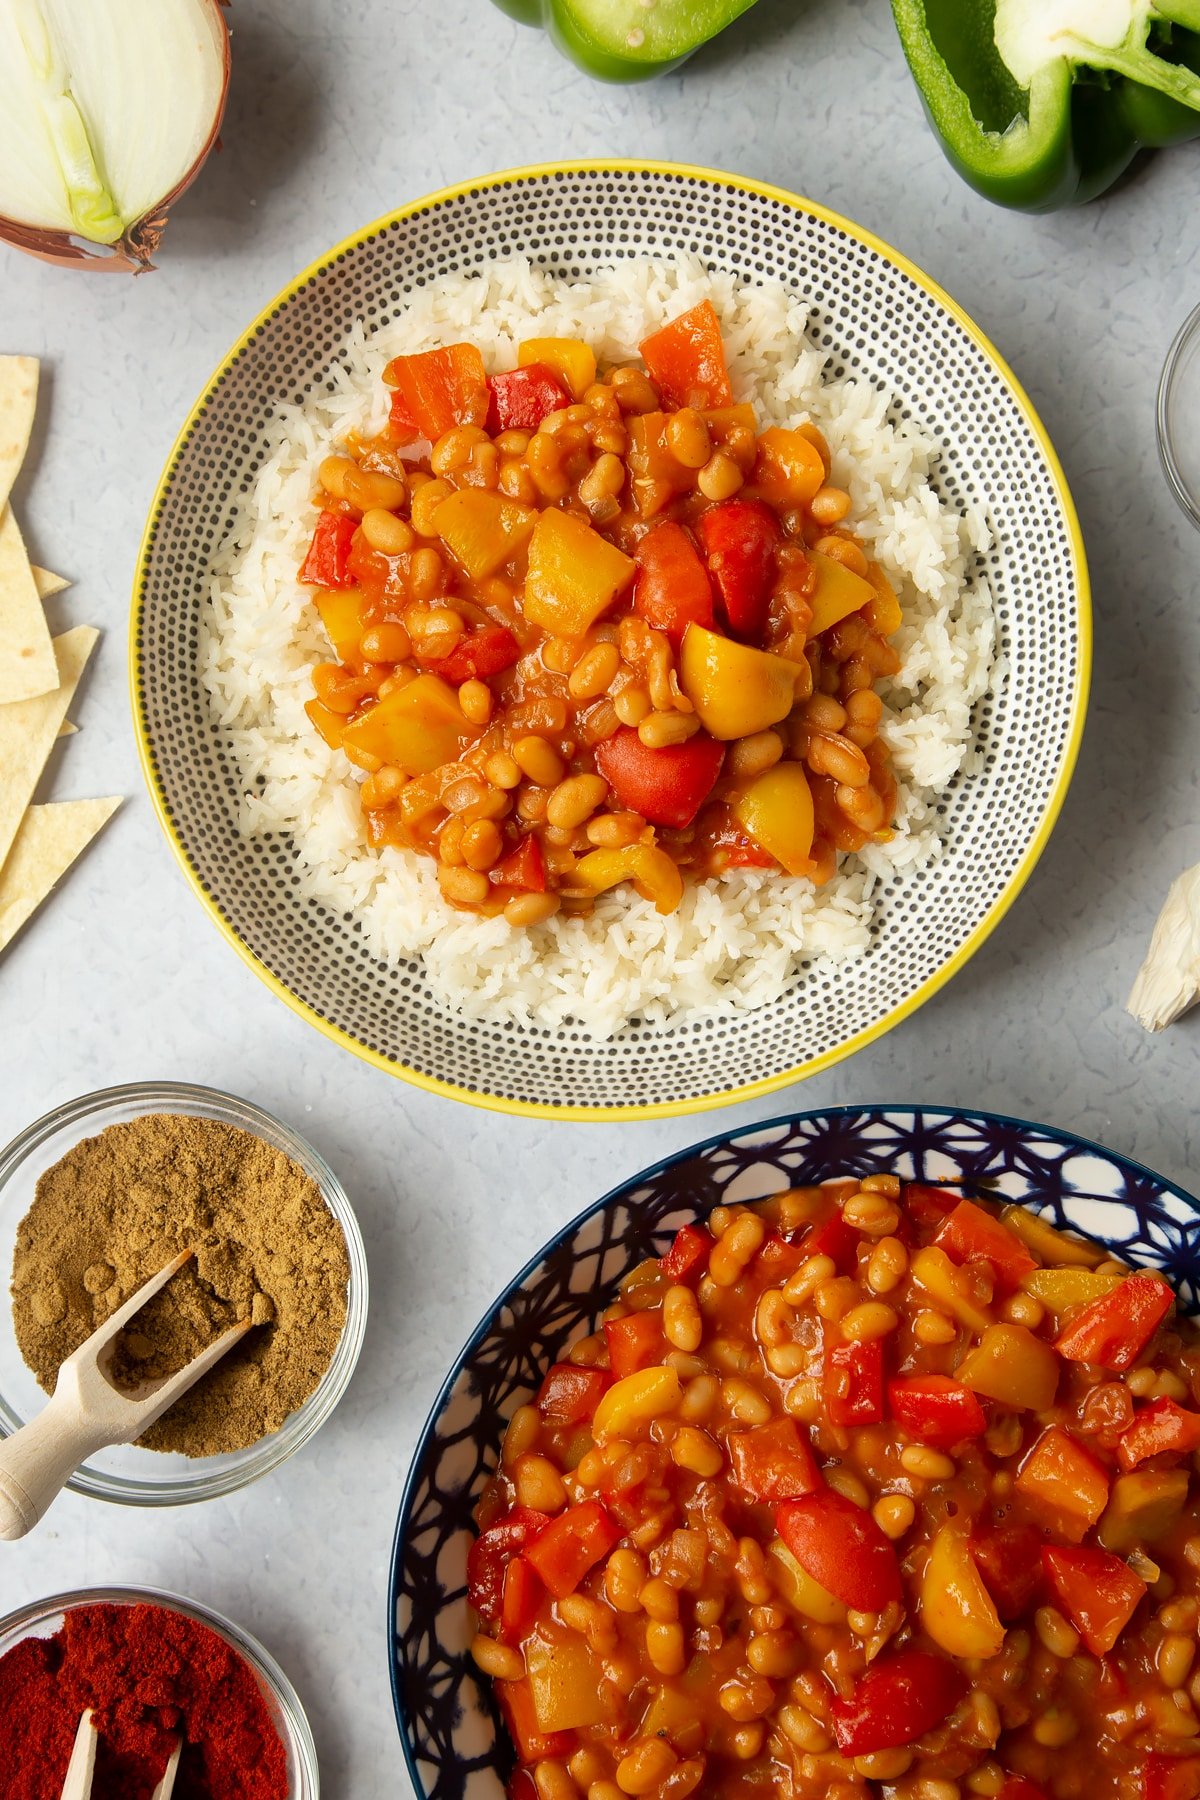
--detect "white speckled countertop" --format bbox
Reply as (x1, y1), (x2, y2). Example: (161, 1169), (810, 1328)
(1, 0), (1199, 1792)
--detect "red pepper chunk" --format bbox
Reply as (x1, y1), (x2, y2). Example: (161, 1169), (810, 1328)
(933, 1200), (1037, 1293)
(1118, 1398), (1200, 1471)
(660, 1223), (710, 1285)
(384, 343), (489, 445)
(299, 510), (358, 587)
(1142, 1756), (1200, 1800)
(486, 364), (571, 434)
(998, 1782), (1050, 1800)
(436, 626), (521, 684)
(489, 836), (547, 894)
(828, 1648), (966, 1755)
(639, 301), (733, 411)
(755, 1230), (805, 1283)
(508, 1771), (539, 1800)
(604, 1313), (665, 1380)
(1041, 1544), (1147, 1655)
(633, 521), (716, 650)
(727, 1420), (823, 1502)
(467, 1508), (551, 1625)
(499, 1557), (544, 1645)
(536, 1363), (609, 1425)
(593, 727), (725, 830)
(696, 499), (780, 642)
(775, 1491), (902, 1611)
(902, 1182), (961, 1228)
(1014, 1426), (1110, 1542)
(799, 1210), (860, 1274)
(971, 1523), (1045, 1621)
(1055, 1272), (1174, 1372)
(889, 1375), (987, 1449)
(523, 1500), (620, 1599)
(823, 1334), (885, 1427)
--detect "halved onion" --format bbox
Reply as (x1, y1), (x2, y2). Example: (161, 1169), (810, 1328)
(0, 0), (231, 272)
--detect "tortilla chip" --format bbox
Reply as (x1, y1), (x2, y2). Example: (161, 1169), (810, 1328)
(57, 720), (77, 738)
(0, 625), (97, 872)
(33, 566), (70, 600)
(0, 796), (121, 952)
(0, 358), (38, 514)
(0, 507), (57, 703)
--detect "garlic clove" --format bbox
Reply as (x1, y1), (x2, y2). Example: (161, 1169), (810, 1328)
(1127, 863), (1200, 1031)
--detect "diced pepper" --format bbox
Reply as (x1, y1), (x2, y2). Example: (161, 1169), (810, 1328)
(523, 510), (635, 636)
(436, 625), (523, 685)
(1055, 1273), (1174, 1372)
(390, 385), (418, 443)
(889, 1376), (986, 1448)
(823, 1333), (885, 1428)
(1041, 1544), (1147, 1655)
(594, 726), (725, 830)
(384, 343), (489, 444)
(1099, 1471), (1189, 1554)
(638, 1685), (705, 1755)
(696, 498), (780, 642)
(305, 698), (346, 750)
(495, 1676), (574, 1763)
(574, 844), (684, 914)
(767, 1539), (847, 1624)
(518, 338), (596, 403)
(633, 521), (715, 649)
(679, 623), (800, 741)
(592, 1367), (682, 1441)
(435, 489), (538, 581)
(734, 764), (816, 877)
(604, 1312), (666, 1379)
(300, 510), (358, 587)
(468, 1508), (552, 1624)
(910, 1245), (993, 1333)
(1141, 1755), (1200, 1800)
(314, 587), (367, 664)
(525, 1634), (608, 1732)
(920, 1526), (1006, 1659)
(500, 1556), (544, 1645)
(756, 1231), (805, 1283)
(805, 549), (875, 639)
(902, 1182), (961, 1228)
(639, 301), (732, 410)
(1023, 1267), (1124, 1319)
(523, 1501), (620, 1598)
(489, 835), (548, 894)
(752, 427), (825, 510)
(955, 1324), (1059, 1412)
(339, 673), (477, 773)
(1014, 1426), (1110, 1542)
(727, 1419), (823, 1502)
(1118, 1399), (1200, 1471)
(486, 364), (571, 433)
(1001, 1204), (1104, 1268)
(828, 1648), (966, 1755)
(536, 1363), (609, 1424)
(971, 1524), (1045, 1622)
(800, 1210), (861, 1274)
(863, 561), (904, 636)
(660, 1223), (710, 1285)
(775, 1491), (902, 1611)
(934, 1200), (1038, 1293)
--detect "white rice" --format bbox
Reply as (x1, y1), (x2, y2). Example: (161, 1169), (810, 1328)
(200, 257), (997, 1039)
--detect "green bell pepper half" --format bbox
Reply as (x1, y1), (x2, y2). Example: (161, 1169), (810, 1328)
(891, 0), (1200, 210)
(491, 0), (758, 81)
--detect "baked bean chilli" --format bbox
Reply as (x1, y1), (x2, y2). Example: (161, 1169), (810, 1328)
(468, 1179), (1200, 1800)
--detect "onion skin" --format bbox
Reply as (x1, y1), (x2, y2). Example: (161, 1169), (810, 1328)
(0, 0), (232, 273)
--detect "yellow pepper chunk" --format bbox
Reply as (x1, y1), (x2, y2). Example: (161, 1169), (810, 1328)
(920, 1527), (1005, 1660)
(1099, 1471), (1189, 1554)
(526, 1634), (608, 1732)
(519, 337), (597, 402)
(314, 588), (365, 664)
(305, 698), (346, 750)
(734, 764), (815, 875)
(523, 510), (635, 637)
(339, 673), (476, 773)
(753, 427), (825, 509)
(955, 1324), (1059, 1412)
(435, 489), (537, 580)
(863, 562), (904, 637)
(767, 1541), (847, 1625)
(1022, 1267), (1124, 1322)
(910, 1246), (993, 1334)
(806, 550), (874, 639)
(593, 1366), (683, 1441)
(575, 845), (684, 915)
(679, 624), (801, 742)
(1000, 1205), (1104, 1268)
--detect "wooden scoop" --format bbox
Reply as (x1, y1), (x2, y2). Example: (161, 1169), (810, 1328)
(59, 1713), (182, 1800)
(0, 1250), (251, 1540)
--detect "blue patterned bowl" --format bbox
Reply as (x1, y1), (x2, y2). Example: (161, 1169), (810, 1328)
(388, 1105), (1200, 1800)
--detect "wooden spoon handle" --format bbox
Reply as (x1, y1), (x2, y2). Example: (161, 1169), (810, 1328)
(0, 1392), (112, 1541)
(59, 1712), (97, 1800)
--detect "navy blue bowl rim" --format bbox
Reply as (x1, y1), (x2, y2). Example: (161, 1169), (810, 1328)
(386, 1100), (1200, 1790)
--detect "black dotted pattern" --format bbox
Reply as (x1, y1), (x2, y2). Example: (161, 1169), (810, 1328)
(387, 1106), (1199, 1800)
(133, 169), (1085, 1113)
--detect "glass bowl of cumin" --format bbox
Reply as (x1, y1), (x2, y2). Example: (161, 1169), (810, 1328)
(0, 1082), (368, 1507)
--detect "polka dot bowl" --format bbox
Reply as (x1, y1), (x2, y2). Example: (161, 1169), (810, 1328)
(132, 162), (1090, 1119)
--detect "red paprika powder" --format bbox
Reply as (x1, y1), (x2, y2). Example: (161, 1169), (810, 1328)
(0, 1601), (290, 1800)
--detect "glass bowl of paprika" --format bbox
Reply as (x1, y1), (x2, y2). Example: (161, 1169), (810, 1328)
(0, 1584), (319, 1796)
(0, 1081), (368, 1511)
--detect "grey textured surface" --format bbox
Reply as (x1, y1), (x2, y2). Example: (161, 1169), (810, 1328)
(0, 0), (1197, 1792)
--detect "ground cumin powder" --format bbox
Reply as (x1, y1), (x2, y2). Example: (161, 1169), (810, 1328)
(10, 1113), (350, 1456)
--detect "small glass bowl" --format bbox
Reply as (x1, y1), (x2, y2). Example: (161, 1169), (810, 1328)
(0, 1585), (319, 1795)
(1158, 300), (1200, 530)
(0, 1081), (367, 1506)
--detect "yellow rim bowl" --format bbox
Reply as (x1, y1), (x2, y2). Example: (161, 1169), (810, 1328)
(131, 160), (1090, 1121)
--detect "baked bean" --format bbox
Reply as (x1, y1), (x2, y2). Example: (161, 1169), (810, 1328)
(842, 1191), (901, 1236)
(810, 485), (852, 525)
(802, 693), (848, 733)
(669, 1425), (722, 1477)
(533, 1762), (578, 1800)
(840, 1301), (898, 1342)
(728, 730), (784, 779)
(438, 864), (490, 906)
(697, 450), (744, 501)
(824, 1468), (870, 1508)
(513, 735), (566, 787)
(755, 1288), (794, 1349)
(471, 1635), (524, 1681)
(615, 1739), (676, 1795)
(866, 1237), (908, 1294)
(457, 679), (493, 727)
(613, 683), (652, 727)
(900, 1444), (956, 1480)
(784, 1255), (837, 1306)
(666, 408), (712, 469)
(360, 767), (405, 810)
(1036, 1606), (1080, 1659)
(360, 507), (414, 555)
(1160, 1634), (1197, 1688)
(873, 1493), (916, 1539)
(723, 1378), (771, 1426)
(460, 820), (503, 872)
(914, 1309), (958, 1346)
(513, 1453), (567, 1513)
(586, 812), (644, 850)
(610, 367), (660, 414)
(777, 1705), (830, 1753)
(547, 773), (608, 830)
(709, 1213), (766, 1285)
(807, 732), (871, 787)
(569, 642), (621, 700)
(816, 533), (870, 578)
(664, 1286), (703, 1353)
